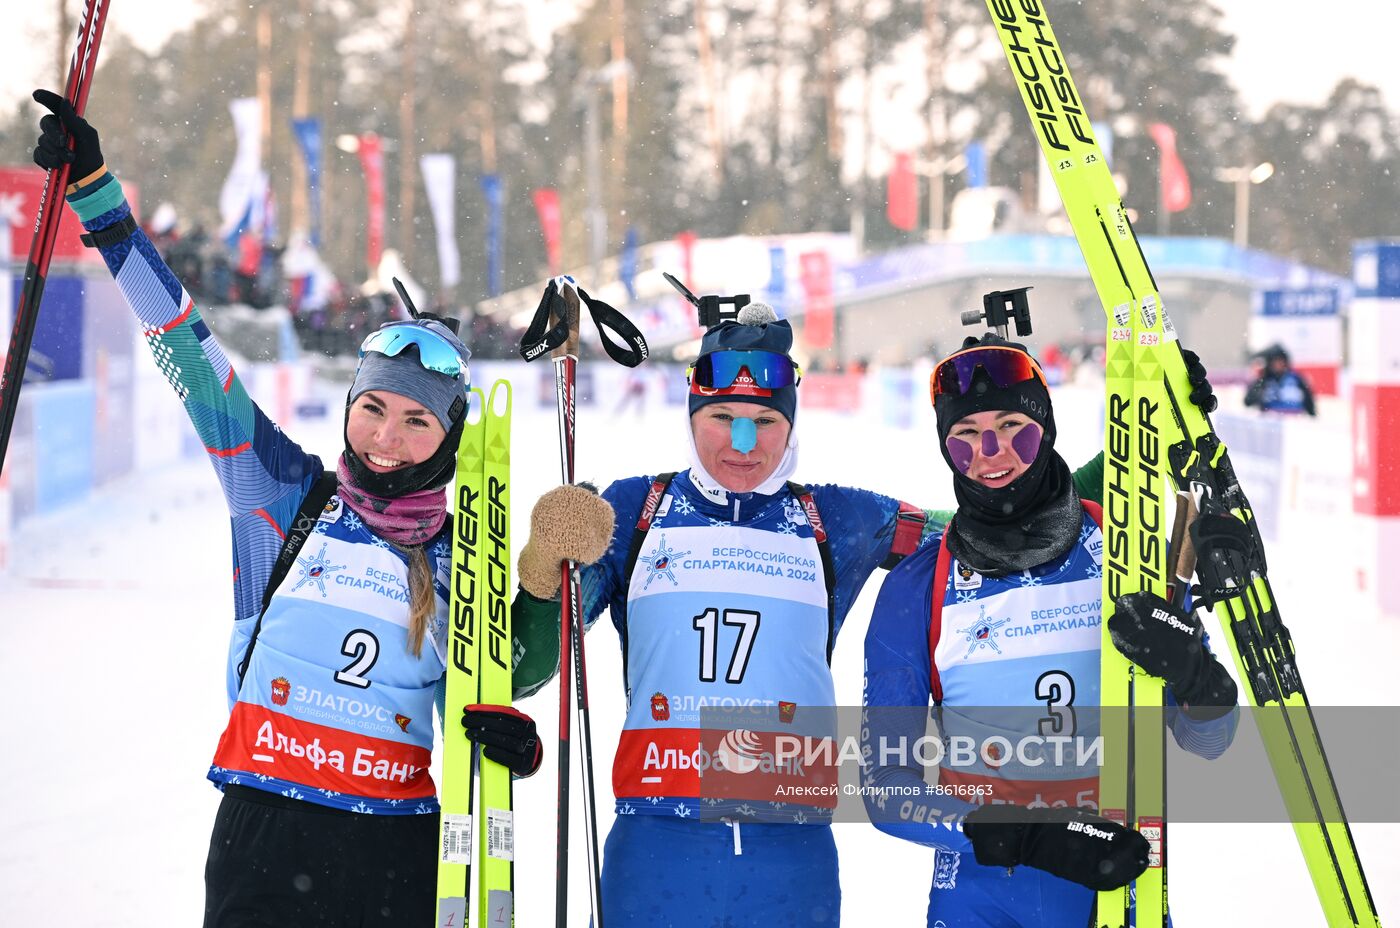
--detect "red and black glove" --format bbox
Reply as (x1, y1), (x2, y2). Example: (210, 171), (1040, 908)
(461, 704), (542, 778)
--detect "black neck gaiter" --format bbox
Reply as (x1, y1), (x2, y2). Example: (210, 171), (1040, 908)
(944, 448), (1083, 577)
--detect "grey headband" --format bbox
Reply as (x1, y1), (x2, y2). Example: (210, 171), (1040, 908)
(349, 350), (464, 430)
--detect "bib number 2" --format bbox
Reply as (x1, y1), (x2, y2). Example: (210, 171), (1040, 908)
(335, 629), (380, 688)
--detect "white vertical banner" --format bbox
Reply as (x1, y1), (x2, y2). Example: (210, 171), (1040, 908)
(420, 153), (460, 290)
(219, 98), (265, 240)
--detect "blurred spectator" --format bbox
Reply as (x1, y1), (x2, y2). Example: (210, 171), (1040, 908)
(1244, 344), (1316, 416)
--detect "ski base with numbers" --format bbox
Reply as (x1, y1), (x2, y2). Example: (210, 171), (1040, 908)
(436, 380), (516, 928)
(981, 1), (1381, 926)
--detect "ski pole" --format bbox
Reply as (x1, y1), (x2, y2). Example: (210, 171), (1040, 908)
(0, 0), (112, 475)
(519, 276), (647, 928)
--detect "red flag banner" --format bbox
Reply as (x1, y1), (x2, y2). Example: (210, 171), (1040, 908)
(357, 133), (385, 272)
(799, 250), (835, 350)
(532, 188), (562, 275)
(1147, 123), (1192, 213)
(886, 152), (918, 231)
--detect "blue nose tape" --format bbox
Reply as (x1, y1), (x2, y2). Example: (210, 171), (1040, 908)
(730, 417), (757, 454)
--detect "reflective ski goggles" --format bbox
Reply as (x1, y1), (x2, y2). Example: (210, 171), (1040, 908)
(688, 350), (802, 390)
(929, 346), (1046, 403)
(358, 321), (471, 379)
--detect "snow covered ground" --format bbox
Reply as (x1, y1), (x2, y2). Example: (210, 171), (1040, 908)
(2, 375), (1396, 926)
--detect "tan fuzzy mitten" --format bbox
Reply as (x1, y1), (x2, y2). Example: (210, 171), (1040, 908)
(517, 485), (616, 599)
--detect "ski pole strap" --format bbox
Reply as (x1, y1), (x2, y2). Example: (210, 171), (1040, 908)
(79, 213), (137, 248)
(237, 470), (339, 686)
(518, 279), (649, 367)
(880, 501), (927, 570)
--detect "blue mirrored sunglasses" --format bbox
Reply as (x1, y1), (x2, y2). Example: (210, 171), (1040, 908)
(358, 322), (471, 379)
(690, 349), (801, 389)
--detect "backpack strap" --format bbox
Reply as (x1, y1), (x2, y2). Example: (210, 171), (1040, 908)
(623, 473), (678, 583)
(927, 529), (953, 704)
(787, 481), (837, 663)
(619, 473), (678, 686)
(881, 501), (928, 570)
(236, 471), (340, 687)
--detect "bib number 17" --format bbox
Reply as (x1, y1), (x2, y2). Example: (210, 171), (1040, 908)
(692, 608), (761, 684)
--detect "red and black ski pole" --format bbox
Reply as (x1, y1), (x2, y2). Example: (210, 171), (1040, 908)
(0, 0), (112, 475)
(520, 276), (647, 928)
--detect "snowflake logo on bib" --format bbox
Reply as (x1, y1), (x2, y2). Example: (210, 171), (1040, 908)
(639, 535), (690, 589)
(291, 542), (347, 597)
(955, 605), (1009, 657)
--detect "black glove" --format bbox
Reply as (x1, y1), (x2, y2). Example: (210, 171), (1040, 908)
(1109, 591), (1237, 719)
(1181, 348), (1217, 413)
(32, 88), (105, 181)
(461, 704), (542, 778)
(963, 804), (1150, 891)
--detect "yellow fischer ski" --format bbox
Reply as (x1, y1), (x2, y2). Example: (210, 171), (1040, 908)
(980, 2), (1380, 925)
(438, 387), (488, 927)
(478, 380), (515, 927)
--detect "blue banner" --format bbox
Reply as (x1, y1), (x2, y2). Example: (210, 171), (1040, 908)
(1255, 288), (1340, 317)
(767, 245), (786, 313)
(620, 225), (639, 300)
(480, 174), (503, 297)
(965, 141), (987, 188)
(1353, 241), (1400, 299)
(292, 118), (323, 247)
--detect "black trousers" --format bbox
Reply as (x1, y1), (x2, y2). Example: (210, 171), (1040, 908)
(204, 785), (437, 927)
